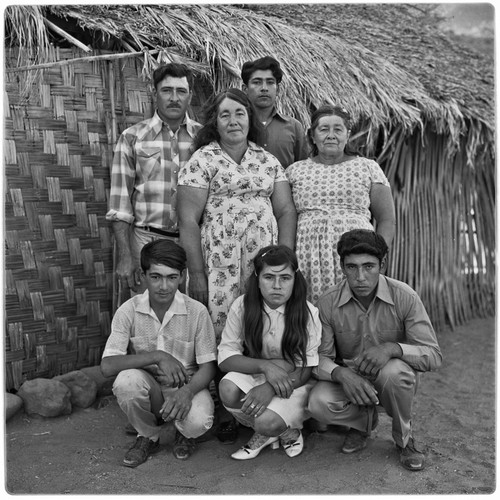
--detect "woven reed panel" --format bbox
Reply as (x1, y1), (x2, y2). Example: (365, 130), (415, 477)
(4, 48), (156, 391)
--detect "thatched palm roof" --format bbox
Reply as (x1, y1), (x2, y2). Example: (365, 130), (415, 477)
(5, 4), (494, 159)
(4, 4), (495, 333)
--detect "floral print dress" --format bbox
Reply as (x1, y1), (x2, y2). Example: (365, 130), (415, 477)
(178, 141), (287, 340)
(286, 156), (390, 304)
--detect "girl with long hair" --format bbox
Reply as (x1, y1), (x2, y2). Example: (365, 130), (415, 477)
(217, 245), (321, 460)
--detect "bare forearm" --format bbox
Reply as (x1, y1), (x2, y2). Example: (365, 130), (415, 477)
(276, 210), (297, 249)
(184, 362), (216, 395)
(113, 221), (132, 257)
(219, 355), (270, 375)
(376, 220), (396, 248)
(178, 221), (205, 274)
(101, 351), (164, 378)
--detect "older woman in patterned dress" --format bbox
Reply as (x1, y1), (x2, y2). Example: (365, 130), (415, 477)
(177, 88), (296, 443)
(286, 105), (395, 304)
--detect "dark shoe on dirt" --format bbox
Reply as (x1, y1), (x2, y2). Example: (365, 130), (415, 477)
(397, 437), (425, 471)
(341, 428), (369, 454)
(216, 418), (239, 444)
(342, 407), (378, 454)
(123, 436), (160, 467)
(173, 431), (196, 460)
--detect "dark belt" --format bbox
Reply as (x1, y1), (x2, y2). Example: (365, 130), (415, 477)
(139, 226), (179, 238)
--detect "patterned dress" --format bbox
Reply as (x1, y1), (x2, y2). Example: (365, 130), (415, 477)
(178, 141), (287, 340)
(286, 156), (390, 304)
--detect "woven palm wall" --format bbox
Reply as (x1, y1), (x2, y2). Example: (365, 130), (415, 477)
(3, 48), (160, 391)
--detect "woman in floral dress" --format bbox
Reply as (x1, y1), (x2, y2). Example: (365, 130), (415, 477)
(178, 88), (296, 339)
(287, 105), (395, 304)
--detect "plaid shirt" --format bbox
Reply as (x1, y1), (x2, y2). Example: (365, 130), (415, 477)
(106, 111), (201, 231)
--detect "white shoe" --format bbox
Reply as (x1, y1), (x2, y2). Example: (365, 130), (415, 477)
(280, 429), (304, 458)
(231, 433), (279, 460)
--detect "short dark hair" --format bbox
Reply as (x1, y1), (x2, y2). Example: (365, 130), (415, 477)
(152, 63), (194, 90)
(140, 239), (187, 272)
(193, 88), (257, 150)
(337, 229), (388, 264)
(241, 56), (283, 85)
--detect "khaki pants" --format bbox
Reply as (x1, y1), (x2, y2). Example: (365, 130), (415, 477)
(307, 359), (419, 448)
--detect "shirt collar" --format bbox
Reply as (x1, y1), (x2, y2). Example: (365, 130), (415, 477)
(135, 289), (188, 316)
(268, 107), (289, 122)
(263, 301), (286, 315)
(338, 275), (394, 307)
(150, 111), (199, 138)
(207, 140), (264, 154)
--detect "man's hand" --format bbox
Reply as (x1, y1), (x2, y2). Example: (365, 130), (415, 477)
(116, 253), (139, 291)
(157, 352), (189, 388)
(188, 272), (208, 306)
(241, 383), (275, 418)
(354, 343), (401, 378)
(262, 360), (294, 398)
(333, 367), (379, 406)
(160, 386), (194, 422)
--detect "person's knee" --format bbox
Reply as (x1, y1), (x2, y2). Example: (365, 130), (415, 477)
(218, 378), (242, 408)
(377, 359), (416, 390)
(113, 369), (148, 399)
(308, 382), (358, 424)
(176, 390), (214, 439)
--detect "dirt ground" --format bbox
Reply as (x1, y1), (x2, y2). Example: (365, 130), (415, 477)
(3, 316), (496, 495)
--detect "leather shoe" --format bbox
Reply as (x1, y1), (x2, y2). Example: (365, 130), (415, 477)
(397, 437), (425, 471)
(341, 428), (369, 454)
(342, 407), (378, 454)
(231, 433), (279, 460)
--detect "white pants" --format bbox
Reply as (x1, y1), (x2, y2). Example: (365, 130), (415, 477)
(113, 368), (214, 440)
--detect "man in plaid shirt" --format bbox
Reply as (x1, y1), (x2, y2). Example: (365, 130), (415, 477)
(106, 63), (202, 295)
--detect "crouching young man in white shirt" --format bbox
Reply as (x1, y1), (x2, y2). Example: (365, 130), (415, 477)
(101, 239), (217, 467)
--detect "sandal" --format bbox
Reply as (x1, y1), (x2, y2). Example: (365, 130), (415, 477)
(172, 430), (196, 460)
(216, 418), (239, 444)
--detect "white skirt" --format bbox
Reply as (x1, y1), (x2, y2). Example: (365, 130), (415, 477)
(222, 371), (316, 429)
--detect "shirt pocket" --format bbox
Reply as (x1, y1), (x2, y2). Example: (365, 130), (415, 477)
(136, 146), (162, 182)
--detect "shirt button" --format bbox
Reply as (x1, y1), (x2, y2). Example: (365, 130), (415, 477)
(270, 330), (274, 336)
(173, 170), (177, 174)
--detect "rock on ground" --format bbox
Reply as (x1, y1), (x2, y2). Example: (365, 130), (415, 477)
(54, 370), (98, 408)
(80, 366), (115, 397)
(17, 378), (72, 417)
(5, 393), (23, 421)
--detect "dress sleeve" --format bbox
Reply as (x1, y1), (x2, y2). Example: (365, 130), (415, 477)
(178, 147), (212, 189)
(368, 159), (390, 187)
(217, 297), (245, 365)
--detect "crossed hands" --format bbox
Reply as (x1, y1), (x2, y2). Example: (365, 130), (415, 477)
(240, 360), (295, 418)
(336, 344), (396, 406)
(160, 385), (194, 423)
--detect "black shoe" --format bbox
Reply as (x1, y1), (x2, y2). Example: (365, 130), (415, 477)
(173, 431), (196, 460)
(216, 418), (239, 444)
(397, 437), (425, 471)
(341, 428), (369, 454)
(123, 436), (160, 468)
(341, 407), (378, 454)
